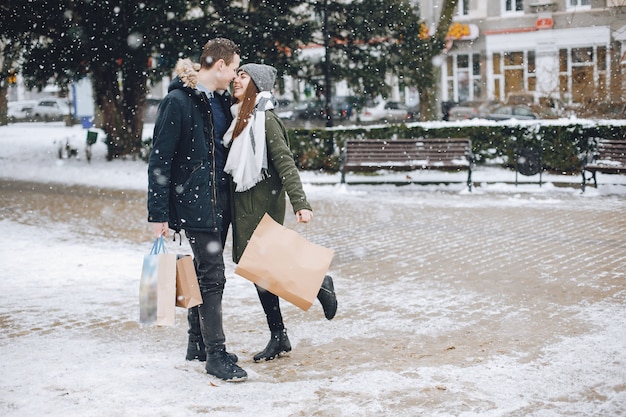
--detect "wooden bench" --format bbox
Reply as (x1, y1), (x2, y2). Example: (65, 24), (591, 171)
(581, 139), (626, 192)
(340, 138), (474, 191)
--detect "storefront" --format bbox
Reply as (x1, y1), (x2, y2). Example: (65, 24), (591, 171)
(485, 25), (611, 104)
(441, 21), (616, 106)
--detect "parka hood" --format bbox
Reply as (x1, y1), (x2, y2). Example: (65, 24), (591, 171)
(167, 58), (202, 93)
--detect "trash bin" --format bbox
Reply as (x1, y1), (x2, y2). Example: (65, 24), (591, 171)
(86, 131), (98, 146)
(515, 146), (543, 187)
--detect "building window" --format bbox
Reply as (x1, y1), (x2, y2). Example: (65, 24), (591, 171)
(491, 50), (536, 101)
(445, 53), (482, 102)
(502, 0), (523, 14)
(559, 46), (608, 104)
(567, 0), (591, 9)
(457, 0), (470, 16)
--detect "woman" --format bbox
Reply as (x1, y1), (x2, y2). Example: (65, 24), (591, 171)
(223, 63), (338, 362)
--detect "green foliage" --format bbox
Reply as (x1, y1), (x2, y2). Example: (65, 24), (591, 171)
(6, 0), (314, 157)
(285, 122), (626, 174)
(324, 0), (426, 101)
(140, 121), (626, 174)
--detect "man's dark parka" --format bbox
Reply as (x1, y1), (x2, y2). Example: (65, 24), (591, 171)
(147, 74), (232, 233)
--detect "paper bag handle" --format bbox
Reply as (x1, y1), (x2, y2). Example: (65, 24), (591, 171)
(150, 236), (168, 254)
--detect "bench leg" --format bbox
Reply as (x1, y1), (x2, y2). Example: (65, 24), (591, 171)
(581, 170), (599, 192)
(581, 171), (586, 193)
(592, 172), (597, 189)
(467, 169), (473, 192)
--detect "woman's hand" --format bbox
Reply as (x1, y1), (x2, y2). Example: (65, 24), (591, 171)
(296, 209), (313, 223)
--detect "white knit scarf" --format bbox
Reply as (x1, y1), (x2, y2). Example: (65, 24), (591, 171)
(223, 91), (275, 192)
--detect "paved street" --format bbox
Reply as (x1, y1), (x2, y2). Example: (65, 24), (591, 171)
(1, 179), (625, 415)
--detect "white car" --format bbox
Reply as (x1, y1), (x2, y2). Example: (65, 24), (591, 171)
(358, 99), (409, 123)
(7, 100), (37, 122)
(31, 98), (72, 121)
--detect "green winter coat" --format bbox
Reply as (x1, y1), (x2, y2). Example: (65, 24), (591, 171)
(230, 110), (312, 263)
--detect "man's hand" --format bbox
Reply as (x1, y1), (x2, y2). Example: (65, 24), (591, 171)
(151, 222), (169, 238)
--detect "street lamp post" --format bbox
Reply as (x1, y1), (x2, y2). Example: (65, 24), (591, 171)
(322, 0), (333, 128)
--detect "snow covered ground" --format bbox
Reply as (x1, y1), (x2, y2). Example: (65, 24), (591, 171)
(0, 122), (625, 417)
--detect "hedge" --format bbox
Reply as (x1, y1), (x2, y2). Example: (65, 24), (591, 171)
(287, 120), (626, 174)
(142, 120), (626, 174)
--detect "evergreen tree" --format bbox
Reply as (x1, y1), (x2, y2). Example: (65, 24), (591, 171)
(323, 0), (459, 121)
(5, 0), (312, 159)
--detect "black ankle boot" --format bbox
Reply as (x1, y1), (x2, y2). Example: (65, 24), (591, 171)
(186, 336), (238, 363)
(205, 349), (247, 381)
(186, 335), (206, 361)
(317, 275), (337, 320)
(253, 329), (292, 362)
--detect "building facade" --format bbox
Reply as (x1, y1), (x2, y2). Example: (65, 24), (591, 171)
(420, 0), (626, 106)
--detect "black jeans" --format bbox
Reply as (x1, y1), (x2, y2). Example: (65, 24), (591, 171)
(185, 230), (227, 351)
(186, 230), (226, 295)
(186, 184), (230, 342)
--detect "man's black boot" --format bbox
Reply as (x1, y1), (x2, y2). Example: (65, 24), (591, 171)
(186, 307), (239, 362)
(198, 292), (245, 380)
(253, 329), (292, 362)
(186, 306), (206, 361)
(205, 349), (247, 381)
(186, 334), (207, 361)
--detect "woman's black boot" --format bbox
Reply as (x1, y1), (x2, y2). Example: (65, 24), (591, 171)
(317, 275), (337, 320)
(253, 329), (292, 362)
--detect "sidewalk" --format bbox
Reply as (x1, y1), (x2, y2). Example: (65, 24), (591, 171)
(1, 178), (625, 416)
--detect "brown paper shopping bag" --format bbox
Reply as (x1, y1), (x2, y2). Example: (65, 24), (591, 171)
(235, 213), (334, 311)
(139, 237), (177, 326)
(175, 255), (203, 308)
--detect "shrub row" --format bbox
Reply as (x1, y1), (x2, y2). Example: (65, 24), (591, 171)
(287, 121), (626, 174)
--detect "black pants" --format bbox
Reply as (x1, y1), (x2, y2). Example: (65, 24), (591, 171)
(186, 185), (230, 341)
(186, 230), (226, 294)
(185, 230), (226, 350)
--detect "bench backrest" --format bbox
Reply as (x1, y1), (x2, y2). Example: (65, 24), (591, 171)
(594, 139), (626, 165)
(344, 138), (472, 166)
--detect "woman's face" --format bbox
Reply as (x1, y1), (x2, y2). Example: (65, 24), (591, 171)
(232, 71), (252, 101)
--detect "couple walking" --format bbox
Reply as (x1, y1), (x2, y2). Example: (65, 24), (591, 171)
(147, 38), (337, 382)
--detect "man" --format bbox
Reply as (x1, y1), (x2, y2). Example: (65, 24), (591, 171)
(147, 38), (246, 381)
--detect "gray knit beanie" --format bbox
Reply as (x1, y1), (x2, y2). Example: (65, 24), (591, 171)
(239, 63), (277, 92)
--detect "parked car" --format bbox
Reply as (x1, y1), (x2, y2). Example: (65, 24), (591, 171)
(574, 100), (626, 119)
(31, 98), (72, 122)
(447, 100), (501, 121)
(276, 100), (324, 120)
(406, 105), (420, 121)
(7, 100), (37, 122)
(483, 104), (538, 121)
(358, 99), (409, 123)
(505, 92), (570, 118)
(328, 96), (357, 121)
(144, 98), (161, 123)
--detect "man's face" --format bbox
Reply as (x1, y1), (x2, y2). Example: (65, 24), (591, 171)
(217, 54), (241, 91)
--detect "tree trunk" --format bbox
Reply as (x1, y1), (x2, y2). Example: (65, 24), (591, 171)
(415, 0), (460, 121)
(120, 55), (148, 157)
(91, 61), (147, 160)
(417, 75), (440, 121)
(0, 83), (8, 126)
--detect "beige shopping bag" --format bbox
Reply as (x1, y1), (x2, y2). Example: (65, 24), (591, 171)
(175, 255), (203, 308)
(235, 213), (334, 311)
(139, 237), (177, 326)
